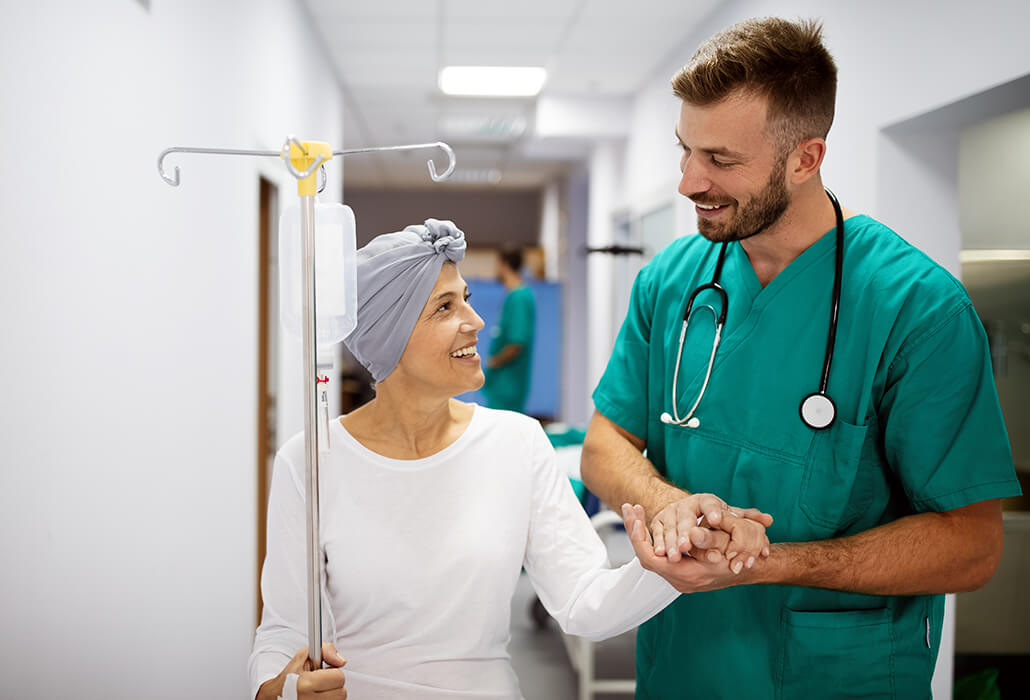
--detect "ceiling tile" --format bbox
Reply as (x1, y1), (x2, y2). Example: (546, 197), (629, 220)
(306, 0), (438, 21)
(442, 20), (567, 49)
(329, 21), (439, 49)
(304, 0), (717, 184)
(444, 0), (582, 20)
(442, 46), (552, 67)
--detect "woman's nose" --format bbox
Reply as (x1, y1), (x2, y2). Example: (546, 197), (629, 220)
(462, 309), (485, 333)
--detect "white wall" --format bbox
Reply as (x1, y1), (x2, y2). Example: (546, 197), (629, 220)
(539, 180), (561, 281)
(960, 107), (1030, 251)
(560, 166), (591, 425)
(618, 0), (1030, 267)
(0, 1), (344, 698)
(586, 141), (626, 398)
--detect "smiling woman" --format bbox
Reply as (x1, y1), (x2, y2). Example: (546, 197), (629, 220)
(248, 219), (683, 700)
(389, 262), (488, 408)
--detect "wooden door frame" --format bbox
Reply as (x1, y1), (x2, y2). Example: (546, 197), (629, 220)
(256, 176), (278, 626)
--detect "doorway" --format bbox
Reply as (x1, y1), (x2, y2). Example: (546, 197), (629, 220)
(256, 176), (279, 625)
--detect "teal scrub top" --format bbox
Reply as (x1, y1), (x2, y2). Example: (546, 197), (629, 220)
(593, 215), (1021, 699)
(484, 285), (535, 412)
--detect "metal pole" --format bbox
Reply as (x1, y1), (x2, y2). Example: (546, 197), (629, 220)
(156, 135), (457, 674)
(300, 194), (324, 668)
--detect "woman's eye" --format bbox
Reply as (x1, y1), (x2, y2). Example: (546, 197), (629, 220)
(437, 303), (450, 313)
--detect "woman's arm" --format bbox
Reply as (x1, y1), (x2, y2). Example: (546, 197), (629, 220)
(249, 449), (346, 699)
(522, 425), (680, 641)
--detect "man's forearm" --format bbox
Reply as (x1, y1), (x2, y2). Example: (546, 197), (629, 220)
(751, 501), (1003, 595)
(580, 411), (685, 519)
(488, 343), (522, 368)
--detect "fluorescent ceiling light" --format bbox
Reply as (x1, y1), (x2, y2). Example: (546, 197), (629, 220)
(439, 66), (547, 97)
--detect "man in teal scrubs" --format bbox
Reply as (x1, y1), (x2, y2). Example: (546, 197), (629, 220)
(581, 17), (1021, 699)
(483, 248), (535, 412)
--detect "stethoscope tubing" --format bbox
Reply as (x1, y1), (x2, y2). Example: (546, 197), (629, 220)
(665, 188), (844, 429)
(818, 189), (845, 396)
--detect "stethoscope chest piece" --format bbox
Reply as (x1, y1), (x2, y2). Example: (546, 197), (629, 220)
(800, 392), (836, 430)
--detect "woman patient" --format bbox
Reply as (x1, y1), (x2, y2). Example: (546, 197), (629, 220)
(249, 219), (769, 699)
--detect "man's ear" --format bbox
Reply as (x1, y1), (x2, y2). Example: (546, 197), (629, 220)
(787, 137), (827, 185)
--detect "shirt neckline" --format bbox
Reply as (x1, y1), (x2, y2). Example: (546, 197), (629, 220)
(331, 403), (483, 470)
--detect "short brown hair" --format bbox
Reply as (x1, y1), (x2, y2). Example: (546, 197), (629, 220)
(672, 17), (837, 154)
(498, 247), (523, 273)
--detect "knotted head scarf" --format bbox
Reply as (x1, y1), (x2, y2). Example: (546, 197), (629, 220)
(344, 218), (467, 383)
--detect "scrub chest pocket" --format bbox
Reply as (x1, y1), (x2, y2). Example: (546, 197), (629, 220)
(777, 607), (894, 699)
(800, 417), (879, 535)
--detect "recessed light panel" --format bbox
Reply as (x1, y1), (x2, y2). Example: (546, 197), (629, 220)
(439, 67), (547, 97)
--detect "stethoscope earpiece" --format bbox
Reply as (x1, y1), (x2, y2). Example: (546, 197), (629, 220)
(660, 412), (700, 428)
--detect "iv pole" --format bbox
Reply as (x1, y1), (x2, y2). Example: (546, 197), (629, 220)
(158, 136), (455, 669)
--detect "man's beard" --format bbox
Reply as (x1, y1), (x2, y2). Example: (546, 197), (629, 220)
(696, 158), (790, 243)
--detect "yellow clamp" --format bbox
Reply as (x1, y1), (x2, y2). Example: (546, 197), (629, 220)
(285, 140), (333, 196)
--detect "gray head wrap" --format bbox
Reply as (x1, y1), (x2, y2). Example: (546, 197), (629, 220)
(344, 218), (467, 383)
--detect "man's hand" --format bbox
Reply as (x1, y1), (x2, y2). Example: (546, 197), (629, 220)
(649, 492), (773, 571)
(625, 504), (761, 593)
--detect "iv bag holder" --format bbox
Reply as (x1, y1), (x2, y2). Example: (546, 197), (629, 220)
(157, 134), (455, 673)
(158, 136), (456, 186)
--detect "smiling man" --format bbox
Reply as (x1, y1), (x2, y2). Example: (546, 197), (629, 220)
(580, 17), (1021, 699)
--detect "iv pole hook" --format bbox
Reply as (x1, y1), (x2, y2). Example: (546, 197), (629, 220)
(158, 139), (458, 186)
(158, 145), (283, 187)
(331, 141), (456, 182)
(427, 142), (456, 182)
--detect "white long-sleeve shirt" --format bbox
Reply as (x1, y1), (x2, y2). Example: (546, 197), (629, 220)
(249, 405), (678, 699)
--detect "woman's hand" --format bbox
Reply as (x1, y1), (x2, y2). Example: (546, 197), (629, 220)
(647, 492), (773, 565)
(690, 509), (771, 573)
(623, 504), (764, 594)
(256, 643), (347, 700)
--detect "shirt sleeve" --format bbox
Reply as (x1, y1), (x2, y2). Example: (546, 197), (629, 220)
(522, 423), (678, 641)
(248, 451), (309, 699)
(881, 301), (1021, 512)
(591, 264), (655, 441)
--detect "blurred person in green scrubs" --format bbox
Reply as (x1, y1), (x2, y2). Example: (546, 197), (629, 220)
(581, 17), (1021, 699)
(483, 248), (535, 412)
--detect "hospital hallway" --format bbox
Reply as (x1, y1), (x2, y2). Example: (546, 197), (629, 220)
(2, 1), (1030, 698)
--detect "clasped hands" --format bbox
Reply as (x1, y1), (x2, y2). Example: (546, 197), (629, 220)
(621, 493), (774, 593)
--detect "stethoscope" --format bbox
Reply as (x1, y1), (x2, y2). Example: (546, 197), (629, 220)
(660, 188), (844, 431)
